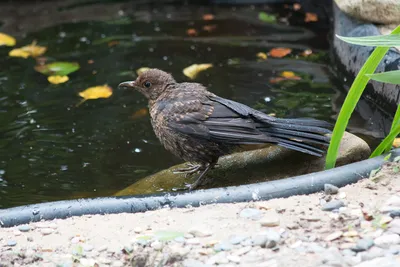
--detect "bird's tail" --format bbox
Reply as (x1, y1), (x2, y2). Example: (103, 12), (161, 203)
(257, 118), (332, 157)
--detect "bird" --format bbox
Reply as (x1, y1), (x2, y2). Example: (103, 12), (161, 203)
(118, 68), (332, 190)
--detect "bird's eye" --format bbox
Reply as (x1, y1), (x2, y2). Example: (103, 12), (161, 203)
(143, 81), (151, 88)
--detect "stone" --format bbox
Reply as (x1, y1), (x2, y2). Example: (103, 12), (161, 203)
(229, 235), (247, 245)
(335, 0), (400, 24)
(7, 240), (17, 247)
(112, 261), (124, 267)
(260, 211), (280, 227)
(324, 184), (339, 195)
(353, 256), (400, 267)
(325, 231), (343, 241)
(41, 228), (54, 235)
(227, 255), (240, 263)
(188, 228), (212, 237)
(322, 200), (345, 211)
(151, 241), (163, 250)
(360, 247), (385, 261)
(374, 234), (400, 248)
(174, 236), (186, 243)
(233, 246), (252, 256)
(186, 238), (201, 245)
(18, 225), (31, 232)
(214, 242), (233, 252)
(133, 227), (142, 234)
(239, 208), (263, 220)
(83, 244), (94, 252)
(183, 259), (211, 267)
(251, 230), (280, 248)
(351, 238), (374, 252)
(79, 258), (96, 266)
(321, 247), (345, 266)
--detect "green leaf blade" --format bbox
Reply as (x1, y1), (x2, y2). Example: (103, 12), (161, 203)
(336, 34), (400, 47)
(258, 12), (277, 23)
(366, 70), (400, 84)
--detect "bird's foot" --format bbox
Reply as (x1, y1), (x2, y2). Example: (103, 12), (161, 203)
(172, 163), (202, 175)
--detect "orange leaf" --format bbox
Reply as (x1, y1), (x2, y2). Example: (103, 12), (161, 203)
(393, 138), (400, 148)
(132, 108), (149, 119)
(269, 77), (285, 84)
(202, 14), (215, 21)
(256, 52), (268, 60)
(186, 28), (198, 36)
(108, 41), (120, 47)
(202, 25), (217, 32)
(305, 13), (318, 22)
(293, 3), (301, 11)
(269, 47), (292, 58)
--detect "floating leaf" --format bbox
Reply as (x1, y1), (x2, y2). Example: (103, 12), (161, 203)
(393, 138), (400, 148)
(258, 12), (277, 23)
(202, 14), (214, 20)
(35, 62), (80, 76)
(301, 49), (313, 57)
(77, 85), (113, 107)
(48, 75), (69, 84)
(183, 63), (213, 79)
(8, 49), (30, 58)
(186, 28), (198, 37)
(365, 70), (400, 85)
(136, 67), (150, 76)
(154, 231), (184, 241)
(293, 3), (301, 10)
(269, 47), (292, 58)
(0, 33), (16, 46)
(256, 52), (268, 60)
(132, 108), (148, 119)
(281, 71), (299, 79)
(305, 12), (318, 22)
(203, 25), (217, 32)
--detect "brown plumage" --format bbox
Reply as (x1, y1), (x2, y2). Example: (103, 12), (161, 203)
(118, 69), (332, 190)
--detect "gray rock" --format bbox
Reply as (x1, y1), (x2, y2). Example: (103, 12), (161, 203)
(7, 240), (17, 247)
(353, 256), (400, 267)
(374, 234), (400, 248)
(229, 235), (247, 245)
(324, 184), (339, 195)
(251, 230), (280, 248)
(360, 247), (385, 261)
(352, 238), (374, 252)
(40, 228), (54, 235)
(239, 208), (263, 221)
(322, 200), (345, 211)
(306, 243), (325, 253)
(18, 225), (31, 232)
(83, 244), (94, 252)
(183, 259), (212, 267)
(214, 242), (233, 251)
(389, 245), (400, 255)
(112, 261), (124, 267)
(151, 241), (163, 250)
(321, 247), (345, 266)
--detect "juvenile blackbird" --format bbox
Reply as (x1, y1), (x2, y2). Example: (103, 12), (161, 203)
(119, 69), (332, 190)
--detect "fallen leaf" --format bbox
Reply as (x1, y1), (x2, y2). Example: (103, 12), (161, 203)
(183, 63), (213, 79)
(256, 52), (268, 60)
(269, 47), (292, 58)
(8, 49), (30, 58)
(202, 25), (217, 32)
(48, 75), (69, 84)
(305, 12), (318, 22)
(0, 33), (16, 46)
(258, 12), (277, 23)
(293, 3), (301, 10)
(77, 85), (113, 107)
(108, 40), (120, 47)
(186, 28), (198, 36)
(87, 59), (94, 64)
(269, 77), (285, 84)
(35, 62), (80, 76)
(136, 67), (150, 76)
(132, 108), (148, 119)
(202, 14), (214, 20)
(270, 71), (301, 83)
(301, 49), (313, 57)
(393, 138), (400, 148)
(281, 71), (296, 78)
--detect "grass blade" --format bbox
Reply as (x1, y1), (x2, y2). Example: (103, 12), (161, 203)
(325, 25), (400, 169)
(366, 70), (400, 84)
(371, 123), (400, 157)
(336, 34), (400, 47)
(383, 103), (400, 154)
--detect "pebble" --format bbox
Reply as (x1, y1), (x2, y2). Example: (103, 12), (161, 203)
(7, 240), (17, 247)
(352, 238), (374, 252)
(41, 228), (54, 235)
(322, 200), (345, 211)
(151, 240), (163, 250)
(233, 246), (252, 256)
(214, 241), (233, 251)
(174, 236), (186, 243)
(286, 222), (299, 229)
(339, 192), (347, 199)
(184, 259), (211, 267)
(229, 235), (247, 245)
(98, 245), (107, 252)
(184, 233), (195, 239)
(353, 256), (399, 267)
(189, 228), (212, 237)
(133, 227), (142, 233)
(324, 184), (339, 195)
(227, 255), (241, 263)
(325, 231), (343, 241)
(186, 238), (201, 245)
(79, 258), (96, 266)
(112, 260), (124, 267)
(83, 244), (94, 252)
(374, 234), (400, 248)
(70, 237), (80, 244)
(240, 208), (263, 220)
(360, 247), (385, 261)
(260, 212), (280, 227)
(251, 230), (280, 248)
(18, 225), (31, 232)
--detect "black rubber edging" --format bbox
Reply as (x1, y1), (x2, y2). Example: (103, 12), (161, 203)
(1, 148), (399, 228)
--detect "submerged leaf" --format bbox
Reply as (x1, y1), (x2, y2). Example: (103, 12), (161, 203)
(77, 85), (113, 107)
(258, 12), (277, 23)
(183, 63), (213, 79)
(10, 41), (47, 58)
(132, 108), (148, 119)
(202, 14), (215, 21)
(8, 49), (30, 58)
(187, 28), (198, 36)
(48, 75), (69, 84)
(269, 47), (292, 58)
(304, 12), (318, 22)
(256, 52), (268, 60)
(136, 67), (150, 76)
(35, 62), (80, 76)
(0, 33), (16, 46)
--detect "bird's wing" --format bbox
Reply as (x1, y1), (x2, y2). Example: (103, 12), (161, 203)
(166, 97), (273, 144)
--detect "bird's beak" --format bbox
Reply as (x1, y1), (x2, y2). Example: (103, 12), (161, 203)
(118, 81), (136, 89)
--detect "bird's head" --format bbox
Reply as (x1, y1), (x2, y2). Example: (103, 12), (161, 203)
(118, 68), (176, 100)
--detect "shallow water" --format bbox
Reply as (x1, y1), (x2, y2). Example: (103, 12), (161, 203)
(0, 1), (377, 208)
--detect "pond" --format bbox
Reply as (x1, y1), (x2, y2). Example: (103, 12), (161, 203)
(0, 0), (384, 208)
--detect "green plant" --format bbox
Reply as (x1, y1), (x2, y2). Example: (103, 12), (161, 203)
(325, 26), (400, 169)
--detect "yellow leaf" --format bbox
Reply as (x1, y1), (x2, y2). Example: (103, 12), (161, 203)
(48, 75), (69, 84)
(136, 67), (150, 76)
(256, 52), (268, 60)
(9, 49), (30, 58)
(0, 33), (16, 46)
(183, 63), (213, 79)
(393, 138), (400, 148)
(77, 85), (113, 107)
(281, 71), (296, 78)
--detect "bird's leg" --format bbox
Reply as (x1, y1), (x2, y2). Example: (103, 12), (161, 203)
(172, 162), (201, 175)
(187, 161), (217, 191)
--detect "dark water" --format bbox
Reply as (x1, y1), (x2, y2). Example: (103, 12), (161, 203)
(0, 1), (374, 208)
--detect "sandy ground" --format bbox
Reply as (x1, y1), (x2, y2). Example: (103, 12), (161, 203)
(0, 161), (400, 267)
